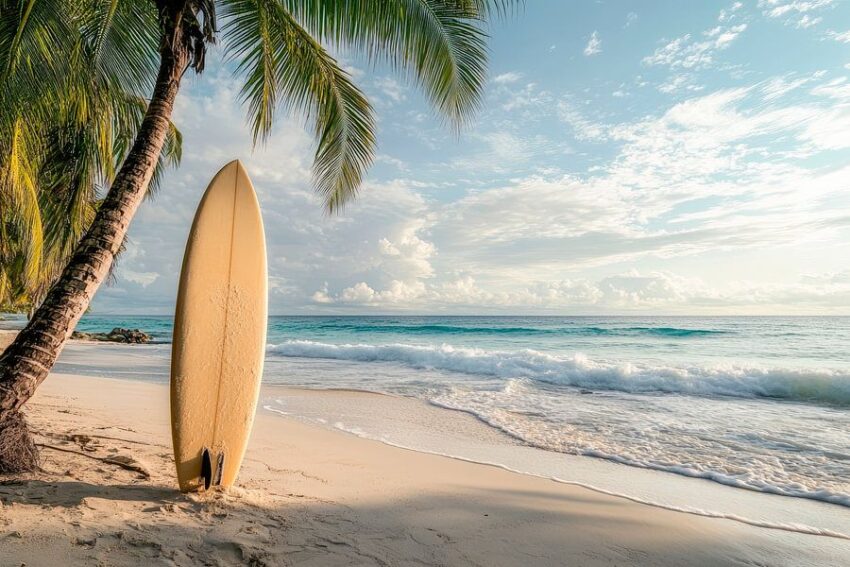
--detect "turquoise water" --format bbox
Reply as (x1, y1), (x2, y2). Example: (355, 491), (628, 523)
(76, 314), (850, 368)
(54, 315), (850, 507)
(77, 315), (850, 378)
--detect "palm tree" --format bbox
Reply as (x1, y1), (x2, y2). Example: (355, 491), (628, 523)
(0, 0), (517, 472)
(0, 81), (183, 317)
(1, 0), (183, 317)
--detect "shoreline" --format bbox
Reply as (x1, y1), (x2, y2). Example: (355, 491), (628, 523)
(2, 372), (849, 565)
(45, 333), (850, 520)
(7, 329), (850, 510)
(262, 385), (850, 535)
(2, 329), (850, 564)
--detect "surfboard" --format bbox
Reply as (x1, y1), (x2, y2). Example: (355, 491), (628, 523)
(170, 160), (267, 492)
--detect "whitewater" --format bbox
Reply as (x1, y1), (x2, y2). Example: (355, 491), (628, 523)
(269, 340), (850, 405)
(45, 315), (850, 511)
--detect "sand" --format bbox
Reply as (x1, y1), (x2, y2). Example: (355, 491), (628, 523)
(0, 329), (15, 352)
(1, 329), (848, 566)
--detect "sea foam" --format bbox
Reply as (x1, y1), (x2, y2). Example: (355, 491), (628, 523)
(268, 340), (850, 406)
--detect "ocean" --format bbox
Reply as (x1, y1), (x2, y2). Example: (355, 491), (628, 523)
(55, 314), (850, 511)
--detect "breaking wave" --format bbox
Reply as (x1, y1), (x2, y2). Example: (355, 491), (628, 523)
(268, 340), (850, 406)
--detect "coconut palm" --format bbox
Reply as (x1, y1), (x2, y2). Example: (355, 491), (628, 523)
(0, 90), (183, 316)
(1, 0), (185, 467)
(0, 0), (517, 471)
(0, 0), (182, 316)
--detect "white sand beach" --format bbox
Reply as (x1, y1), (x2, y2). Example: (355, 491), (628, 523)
(1, 329), (849, 566)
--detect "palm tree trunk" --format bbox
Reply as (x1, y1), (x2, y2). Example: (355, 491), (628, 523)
(0, 40), (190, 473)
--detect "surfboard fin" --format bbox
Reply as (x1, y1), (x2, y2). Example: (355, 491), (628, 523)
(214, 453), (225, 486)
(201, 448), (213, 490)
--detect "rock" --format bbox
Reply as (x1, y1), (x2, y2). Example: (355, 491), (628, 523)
(74, 535), (97, 547)
(71, 327), (151, 344)
(106, 327), (151, 343)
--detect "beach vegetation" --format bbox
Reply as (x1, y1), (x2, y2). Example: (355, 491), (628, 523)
(0, 0), (182, 316)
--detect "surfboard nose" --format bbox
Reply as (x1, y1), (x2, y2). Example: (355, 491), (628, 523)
(215, 159), (244, 180)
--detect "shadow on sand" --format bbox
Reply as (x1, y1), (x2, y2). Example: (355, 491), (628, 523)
(2, 476), (846, 567)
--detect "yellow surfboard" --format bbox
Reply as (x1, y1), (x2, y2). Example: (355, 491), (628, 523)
(170, 160), (267, 492)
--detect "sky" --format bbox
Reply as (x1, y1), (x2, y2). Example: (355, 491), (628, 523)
(93, 0), (850, 315)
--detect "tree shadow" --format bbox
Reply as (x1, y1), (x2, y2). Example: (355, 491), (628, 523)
(0, 479), (184, 508)
(1, 476), (847, 567)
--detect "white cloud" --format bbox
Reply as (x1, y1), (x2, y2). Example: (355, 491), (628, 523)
(719, 2), (744, 22)
(643, 24), (747, 70)
(325, 280), (428, 306)
(761, 74), (815, 100)
(499, 81), (551, 113)
(374, 154), (409, 172)
(555, 100), (607, 140)
(795, 14), (822, 28)
(373, 77), (406, 103)
(121, 270), (159, 288)
(439, 175), (632, 245)
(798, 109), (850, 150)
(448, 130), (572, 174)
(827, 30), (850, 42)
(312, 270), (850, 313)
(625, 12), (638, 28)
(583, 31), (602, 56)
(425, 85), (850, 286)
(759, 0), (834, 27)
(809, 77), (850, 100)
(314, 275), (604, 309)
(658, 74), (704, 94)
(590, 270), (850, 312)
(759, 0), (833, 18)
(493, 72), (523, 84)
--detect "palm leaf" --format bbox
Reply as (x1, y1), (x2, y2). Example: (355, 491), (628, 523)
(78, 0), (161, 96)
(0, 0), (182, 310)
(0, 118), (44, 284)
(282, 0), (515, 128)
(222, 0), (376, 211)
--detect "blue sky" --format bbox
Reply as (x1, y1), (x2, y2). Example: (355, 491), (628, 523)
(94, 0), (850, 314)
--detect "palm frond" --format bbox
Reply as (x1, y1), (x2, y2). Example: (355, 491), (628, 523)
(222, 0), (376, 211)
(0, 0), (75, 90)
(0, 0), (182, 310)
(0, 118), (44, 284)
(450, 0), (524, 19)
(79, 0), (161, 95)
(282, 0), (516, 128)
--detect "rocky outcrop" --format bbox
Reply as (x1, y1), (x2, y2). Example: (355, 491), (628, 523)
(71, 327), (152, 344)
